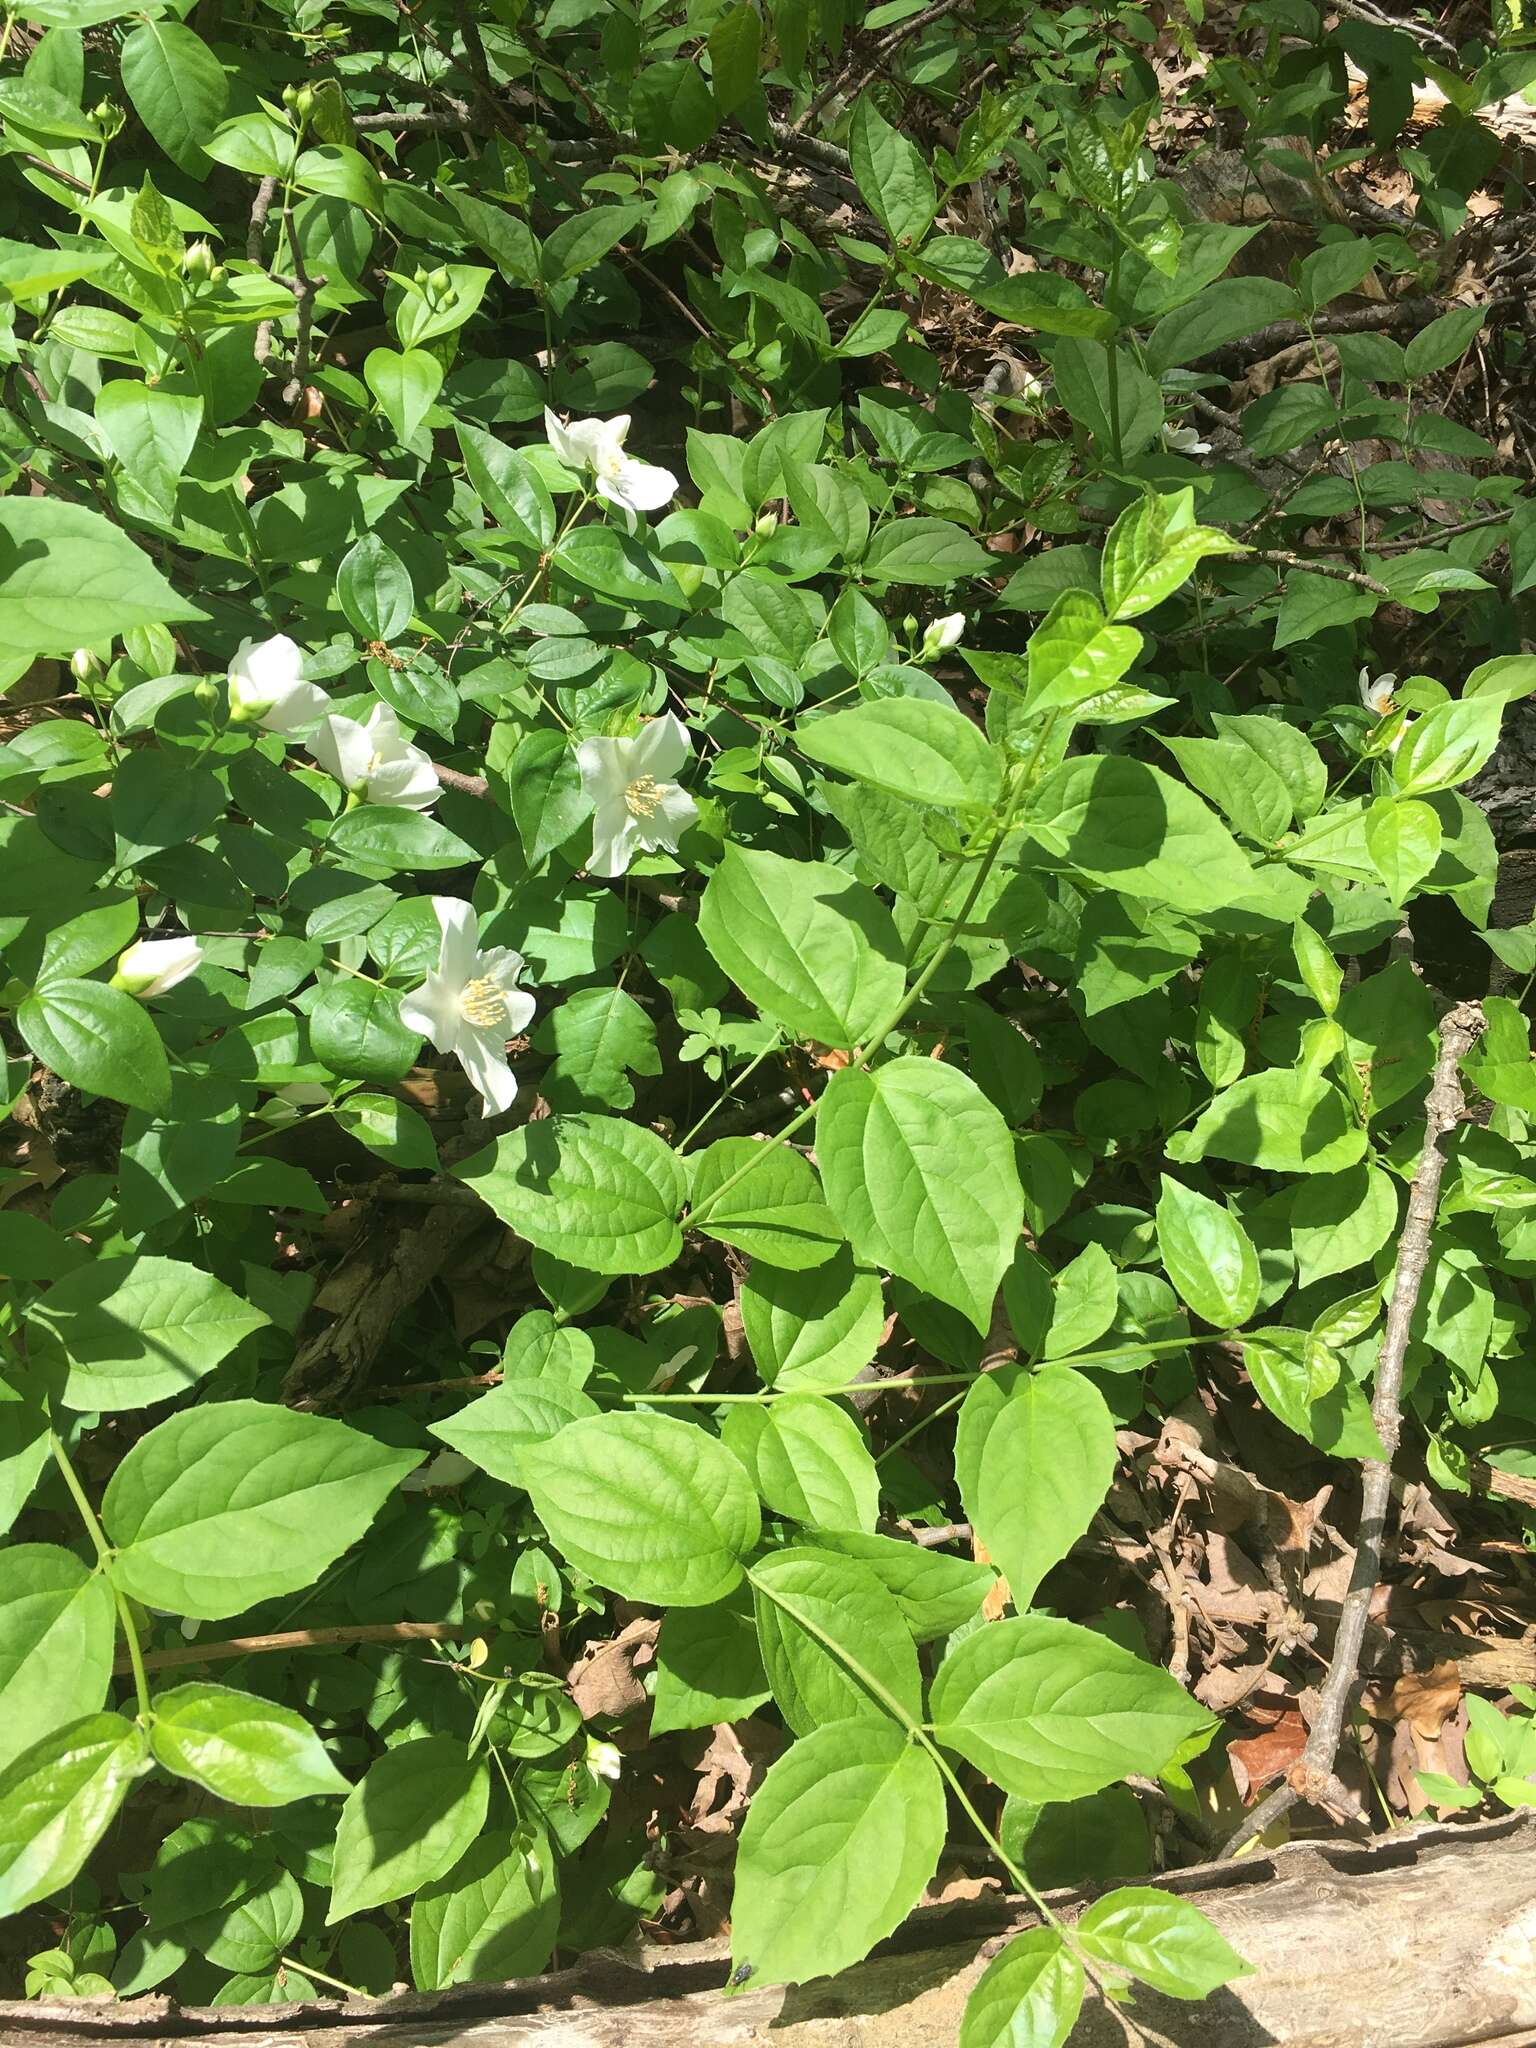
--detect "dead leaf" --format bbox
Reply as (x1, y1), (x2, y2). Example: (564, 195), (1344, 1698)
(568, 1616), (660, 1721)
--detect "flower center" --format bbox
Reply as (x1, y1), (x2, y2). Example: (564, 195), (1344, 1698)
(595, 447), (626, 481)
(625, 774), (667, 818)
(459, 975), (509, 1029)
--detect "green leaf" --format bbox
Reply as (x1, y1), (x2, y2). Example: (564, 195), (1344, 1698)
(1028, 756), (1254, 915)
(690, 1139), (843, 1269)
(1393, 695), (1504, 797)
(457, 1115), (686, 1275)
(429, 1377), (598, 1487)
(327, 1737), (489, 1921)
(27, 1254), (269, 1412)
(724, 1397), (878, 1532)
(708, 0), (762, 113)
(18, 979), (171, 1115)
(730, 1718), (946, 1986)
(861, 518), (995, 585)
(518, 1412), (760, 1606)
(799, 698), (1002, 808)
(103, 1401), (422, 1619)
(456, 421), (556, 551)
(1292, 1164), (1397, 1287)
(1274, 569), (1377, 649)
(149, 1683), (351, 1805)
(960, 1927), (1084, 2048)
(366, 347), (443, 445)
(750, 1548), (921, 1734)
(1145, 277), (1298, 373)
(1026, 592), (1143, 713)
(327, 807), (479, 873)
(817, 1057), (1023, 1332)
(929, 1615), (1213, 1800)
(507, 728), (591, 868)
(119, 22), (227, 173)
(334, 1092), (438, 1171)
(552, 523), (686, 608)
(409, 1825), (559, 1989)
(541, 204), (643, 282)
(1076, 1888), (1252, 1998)
(1179, 1068), (1365, 1175)
(336, 534), (414, 641)
(1043, 1242), (1119, 1357)
(537, 985), (659, 1111)
(1100, 489), (1242, 620)
(0, 1546), (115, 1774)
(1154, 1178), (1260, 1329)
(652, 1594), (771, 1734)
(740, 1250), (887, 1390)
(849, 94), (938, 248)
(0, 1713), (148, 1916)
(1243, 1330), (1388, 1459)
(1365, 793), (1441, 903)
(94, 379), (202, 511)
(698, 846), (904, 1050)
(808, 1530), (994, 1641)
(955, 1369), (1116, 1609)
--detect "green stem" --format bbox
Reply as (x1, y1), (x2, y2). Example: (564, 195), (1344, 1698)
(688, 769), (1033, 1227)
(50, 1430), (152, 1722)
(282, 1957), (366, 1999)
(676, 1032), (788, 1153)
(1105, 244), (1124, 468)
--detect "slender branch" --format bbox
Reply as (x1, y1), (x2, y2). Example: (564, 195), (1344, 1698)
(1222, 1002), (1484, 1857)
(433, 761), (491, 799)
(117, 1619), (467, 1676)
(247, 174), (278, 265)
(793, 0), (970, 130)
(1247, 548), (1389, 596)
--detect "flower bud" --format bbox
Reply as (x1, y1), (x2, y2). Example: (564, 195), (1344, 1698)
(920, 612), (966, 660)
(193, 678), (220, 709)
(69, 648), (104, 684)
(90, 99), (123, 138)
(753, 511), (778, 538)
(585, 1737), (623, 1783)
(182, 239), (215, 280)
(111, 932), (204, 999)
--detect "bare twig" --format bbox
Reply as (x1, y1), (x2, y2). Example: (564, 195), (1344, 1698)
(793, 0), (970, 131)
(247, 174), (278, 265)
(279, 206), (326, 406)
(1222, 1002), (1484, 1857)
(433, 760), (491, 799)
(1247, 548), (1389, 596)
(907, 1520), (974, 1549)
(120, 1620), (466, 1676)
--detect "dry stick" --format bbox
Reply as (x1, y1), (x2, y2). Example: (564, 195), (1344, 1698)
(793, 0), (970, 131)
(1248, 548), (1389, 596)
(117, 1620), (465, 1677)
(1222, 1001), (1484, 1858)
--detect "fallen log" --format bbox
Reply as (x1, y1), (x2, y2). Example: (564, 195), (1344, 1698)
(5, 1811), (1533, 2048)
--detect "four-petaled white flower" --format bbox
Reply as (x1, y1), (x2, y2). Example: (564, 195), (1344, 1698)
(227, 634), (330, 734)
(1359, 666), (1398, 718)
(577, 714), (699, 879)
(1162, 422), (1212, 456)
(307, 703), (440, 810)
(399, 898), (536, 1117)
(112, 931), (203, 998)
(543, 408), (678, 515)
(920, 612), (966, 660)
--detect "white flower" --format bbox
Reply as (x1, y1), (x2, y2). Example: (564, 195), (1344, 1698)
(112, 931), (203, 998)
(1018, 370), (1046, 406)
(576, 714), (699, 879)
(1359, 666), (1398, 717)
(920, 612), (966, 659)
(1162, 422), (1212, 456)
(399, 898), (536, 1118)
(227, 634), (330, 734)
(542, 408), (677, 515)
(307, 703), (439, 810)
(586, 1737), (623, 1783)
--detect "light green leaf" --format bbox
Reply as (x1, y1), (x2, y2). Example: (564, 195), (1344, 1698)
(750, 1548), (921, 1734)
(849, 94), (938, 248)
(1076, 1888), (1252, 1998)
(410, 1825), (559, 1989)
(149, 1683), (351, 1805)
(698, 846), (904, 1050)
(519, 1412), (760, 1606)
(955, 1369), (1116, 1609)
(1043, 1241), (1119, 1357)
(309, 980), (419, 1083)
(0, 1713), (148, 1917)
(960, 1927), (1084, 2048)
(334, 1092), (438, 1172)
(740, 1250), (887, 1391)
(18, 979), (171, 1115)
(327, 807), (479, 873)
(1154, 1178), (1260, 1329)
(708, 0), (762, 113)
(0, 1545), (115, 1773)
(799, 698), (1001, 808)
(1394, 694), (1503, 797)
(456, 1115), (686, 1275)
(1178, 1069), (1366, 1175)
(119, 21), (227, 173)
(690, 1139), (843, 1270)
(861, 517), (995, 585)
(1365, 794), (1441, 903)
(94, 379), (202, 510)
(0, 496), (200, 653)
(536, 985), (659, 1112)
(507, 728), (591, 870)
(808, 1530), (994, 1641)
(1101, 489), (1242, 620)
(103, 1401), (422, 1619)
(929, 1615), (1213, 1800)
(456, 421), (556, 551)
(336, 534), (414, 642)
(429, 1378), (598, 1488)
(817, 1057), (1023, 1332)
(1292, 1165), (1397, 1287)
(651, 1594), (771, 1734)
(27, 1254), (269, 1412)
(724, 1397), (879, 1532)
(1028, 756), (1253, 915)
(1025, 591), (1143, 714)
(730, 1718), (946, 1986)
(328, 1737), (488, 1921)
(366, 347), (443, 445)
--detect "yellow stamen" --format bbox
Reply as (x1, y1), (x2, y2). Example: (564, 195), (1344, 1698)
(459, 975), (508, 1029)
(625, 775), (666, 819)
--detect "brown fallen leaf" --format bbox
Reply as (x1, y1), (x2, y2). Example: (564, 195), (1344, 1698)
(568, 1616), (660, 1721)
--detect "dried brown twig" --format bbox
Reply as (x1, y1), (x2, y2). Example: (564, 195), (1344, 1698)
(1223, 1002), (1484, 1856)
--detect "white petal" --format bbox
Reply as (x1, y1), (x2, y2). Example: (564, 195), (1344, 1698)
(309, 713), (373, 789)
(367, 750), (440, 809)
(456, 1027), (518, 1116)
(230, 633), (305, 697)
(364, 701), (405, 751)
(502, 986), (537, 1036)
(478, 944), (528, 987)
(431, 897), (480, 987)
(605, 456), (677, 513)
(543, 407), (581, 469)
(260, 680), (331, 736)
(577, 734), (627, 803)
(399, 975), (461, 1050)
(648, 783), (700, 849)
(589, 802), (640, 877)
(606, 414), (632, 451)
(633, 713), (691, 781)
(555, 415), (613, 470)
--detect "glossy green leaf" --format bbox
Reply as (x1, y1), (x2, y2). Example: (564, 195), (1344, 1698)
(410, 1826), (559, 1989)
(18, 979), (171, 1115)
(798, 698), (1002, 808)
(457, 1115), (687, 1275)
(149, 1683), (350, 1805)
(955, 1369), (1116, 1609)
(690, 1139), (843, 1269)
(0, 1546), (115, 1773)
(750, 1548), (921, 1734)
(1076, 1888), (1252, 1998)
(724, 1397), (879, 1532)
(27, 1254), (269, 1412)
(0, 1714), (148, 1916)
(328, 1737), (489, 1921)
(960, 1927), (1084, 2048)
(1154, 1178), (1260, 1329)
